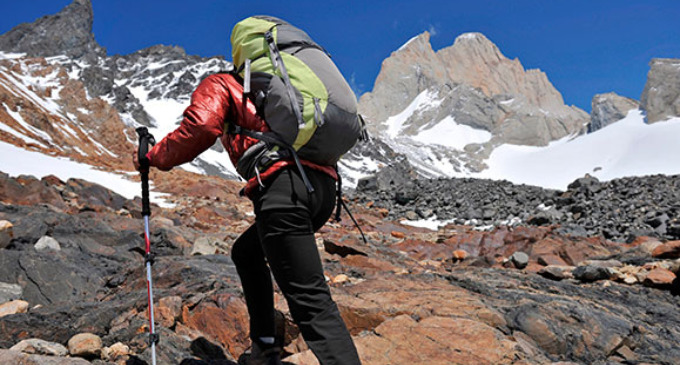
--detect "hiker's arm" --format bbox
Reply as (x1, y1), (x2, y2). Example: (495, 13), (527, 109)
(145, 76), (229, 171)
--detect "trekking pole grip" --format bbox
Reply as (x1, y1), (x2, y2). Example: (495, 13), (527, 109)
(136, 127), (156, 217)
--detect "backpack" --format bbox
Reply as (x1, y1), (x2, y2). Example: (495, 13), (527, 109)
(229, 16), (366, 190)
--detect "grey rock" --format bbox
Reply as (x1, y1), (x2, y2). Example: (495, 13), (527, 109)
(112, 85), (154, 127)
(588, 92), (639, 132)
(573, 265), (614, 282)
(0, 349), (91, 364)
(0, 0), (105, 60)
(0, 282), (22, 304)
(10, 338), (69, 356)
(415, 208), (434, 219)
(537, 265), (575, 281)
(80, 66), (116, 98)
(554, 224), (589, 238)
(35, 236), (61, 252)
(527, 208), (561, 226)
(191, 237), (217, 256)
(579, 259), (622, 268)
(567, 175), (601, 192)
(641, 58), (680, 123)
(404, 211), (419, 220)
(190, 237), (228, 256)
(395, 190), (419, 205)
(667, 224), (680, 239)
(510, 252), (529, 269)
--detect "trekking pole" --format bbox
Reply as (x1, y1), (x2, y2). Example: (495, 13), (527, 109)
(136, 127), (158, 365)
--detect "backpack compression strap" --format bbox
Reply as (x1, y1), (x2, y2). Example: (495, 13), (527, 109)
(264, 29), (306, 131)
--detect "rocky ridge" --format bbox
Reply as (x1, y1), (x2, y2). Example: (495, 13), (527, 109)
(0, 0), (233, 179)
(0, 0), (105, 62)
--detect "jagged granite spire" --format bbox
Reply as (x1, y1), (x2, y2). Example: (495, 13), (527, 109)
(641, 58), (680, 123)
(359, 31), (589, 147)
(0, 0), (105, 60)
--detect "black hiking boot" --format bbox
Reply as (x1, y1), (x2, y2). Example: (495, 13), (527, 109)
(238, 340), (283, 365)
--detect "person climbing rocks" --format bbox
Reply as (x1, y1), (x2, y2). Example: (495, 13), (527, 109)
(133, 15), (363, 365)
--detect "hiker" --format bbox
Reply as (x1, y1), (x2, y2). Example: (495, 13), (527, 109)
(133, 16), (362, 365)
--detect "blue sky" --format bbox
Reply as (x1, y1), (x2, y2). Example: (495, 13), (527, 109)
(1, 0), (678, 112)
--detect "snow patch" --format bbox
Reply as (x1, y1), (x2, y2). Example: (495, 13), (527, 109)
(0, 140), (171, 206)
(480, 110), (680, 190)
(385, 89), (441, 138)
(401, 216), (456, 231)
(128, 85), (187, 137)
(0, 52), (26, 60)
(457, 33), (482, 41)
(413, 116), (492, 150)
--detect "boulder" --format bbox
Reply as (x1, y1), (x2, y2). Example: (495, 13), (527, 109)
(588, 92), (639, 132)
(452, 250), (469, 261)
(101, 342), (130, 361)
(0, 220), (13, 248)
(155, 295), (182, 328)
(578, 259), (622, 268)
(190, 237), (228, 256)
(35, 236), (61, 252)
(538, 265), (575, 281)
(510, 251), (529, 269)
(573, 265), (614, 282)
(642, 268), (676, 289)
(181, 296), (251, 357)
(0, 349), (90, 364)
(0, 300), (29, 317)
(651, 240), (680, 259)
(67, 333), (102, 359)
(10, 338), (68, 356)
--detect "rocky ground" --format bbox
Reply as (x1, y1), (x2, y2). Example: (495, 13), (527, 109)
(354, 172), (680, 243)
(0, 170), (679, 365)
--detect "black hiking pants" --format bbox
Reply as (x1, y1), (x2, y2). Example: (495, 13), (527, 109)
(231, 167), (361, 365)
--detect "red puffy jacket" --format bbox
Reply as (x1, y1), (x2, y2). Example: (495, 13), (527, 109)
(146, 73), (336, 196)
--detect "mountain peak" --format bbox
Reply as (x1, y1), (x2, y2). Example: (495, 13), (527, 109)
(0, 0), (104, 60)
(396, 31), (431, 53)
(448, 32), (502, 60)
(454, 32), (487, 42)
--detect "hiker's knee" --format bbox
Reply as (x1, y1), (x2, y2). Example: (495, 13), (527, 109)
(231, 225), (259, 267)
